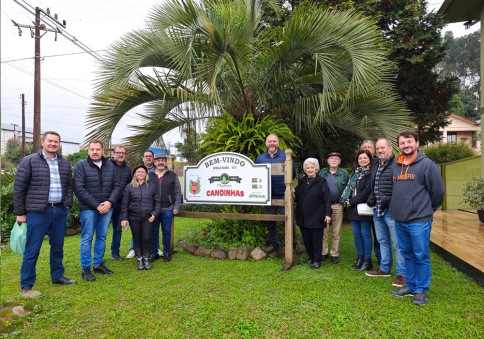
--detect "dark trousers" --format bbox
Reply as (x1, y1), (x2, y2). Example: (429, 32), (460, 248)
(110, 201), (123, 256)
(300, 227), (323, 263)
(129, 219), (153, 258)
(264, 195), (284, 247)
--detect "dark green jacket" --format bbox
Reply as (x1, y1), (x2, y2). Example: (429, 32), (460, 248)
(318, 167), (349, 201)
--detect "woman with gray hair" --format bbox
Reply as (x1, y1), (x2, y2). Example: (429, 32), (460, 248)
(294, 158), (332, 269)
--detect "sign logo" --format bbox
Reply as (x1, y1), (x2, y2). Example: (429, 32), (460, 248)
(190, 179), (201, 194)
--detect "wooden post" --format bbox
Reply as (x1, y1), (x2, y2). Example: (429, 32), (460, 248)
(168, 154), (176, 253)
(282, 149), (294, 271)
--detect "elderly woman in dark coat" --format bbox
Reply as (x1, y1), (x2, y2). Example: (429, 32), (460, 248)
(294, 158), (332, 269)
(340, 150), (374, 271)
(121, 165), (160, 270)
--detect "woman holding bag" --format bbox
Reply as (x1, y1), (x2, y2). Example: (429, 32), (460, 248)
(341, 150), (374, 271)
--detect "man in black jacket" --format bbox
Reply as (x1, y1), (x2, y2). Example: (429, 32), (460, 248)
(14, 131), (76, 297)
(149, 153), (181, 262)
(109, 146), (132, 261)
(365, 138), (406, 288)
(74, 139), (121, 281)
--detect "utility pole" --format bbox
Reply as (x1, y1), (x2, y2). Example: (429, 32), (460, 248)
(12, 1), (67, 152)
(21, 94), (26, 157)
(33, 7), (41, 151)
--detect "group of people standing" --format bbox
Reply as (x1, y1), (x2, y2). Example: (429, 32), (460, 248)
(259, 132), (444, 306)
(14, 132), (181, 298)
(14, 130), (444, 307)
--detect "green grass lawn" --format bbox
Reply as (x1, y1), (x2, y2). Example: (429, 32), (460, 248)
(1, 218), (483, 338)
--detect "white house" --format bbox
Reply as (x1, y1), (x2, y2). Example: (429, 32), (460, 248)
(439, 114), (481, 154)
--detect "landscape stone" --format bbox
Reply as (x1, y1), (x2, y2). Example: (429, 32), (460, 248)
(210, 249), (227, 259)
(250, 247), (267, 260)
(185, 243), (198, 254)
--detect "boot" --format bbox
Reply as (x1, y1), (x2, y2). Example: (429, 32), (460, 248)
(137, 257), (144, 270)
(356, 258), (373, 271)
(143, 257), (152, 270)
(353, 255), (364, 268)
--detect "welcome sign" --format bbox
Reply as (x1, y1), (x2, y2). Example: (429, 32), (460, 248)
(183, 152), (271, 205)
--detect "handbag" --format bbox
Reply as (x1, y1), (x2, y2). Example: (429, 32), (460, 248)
(357, 204), (373, 216)
(10, 222), (28, 254)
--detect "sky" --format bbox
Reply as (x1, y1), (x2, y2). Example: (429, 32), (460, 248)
(0, 0), (481, 146)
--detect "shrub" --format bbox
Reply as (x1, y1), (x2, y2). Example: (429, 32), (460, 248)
(1, 169), (17, 243)
(422, 142), (475, 164)
(183, 205), (270, 250)
(180, 203), (222, 213)
(200, 111), (300, 161)
(460, 177), (484, 210)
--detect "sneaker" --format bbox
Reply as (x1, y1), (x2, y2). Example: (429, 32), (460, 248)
(112, 254), (123, 261)
(93, 264), (113, 275)
(163, 254), (172, 262)
(157, 249), (164, 257)
(392, 275), (406, 287)
(82, 268), (96, 282)
(126, 249), (135, 259)
(365, 268), (391, 277)
(391, 285), (414, 297)
(413, 293), (427, 306)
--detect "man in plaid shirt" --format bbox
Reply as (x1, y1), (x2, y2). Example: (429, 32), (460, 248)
(365, 138), (406, 288)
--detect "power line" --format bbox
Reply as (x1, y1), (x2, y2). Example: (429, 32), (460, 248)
(1, 50), (106, 63)
(3, 59), (91, 100)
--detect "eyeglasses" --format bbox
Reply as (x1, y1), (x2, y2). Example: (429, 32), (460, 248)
(114, 152), (126, 155)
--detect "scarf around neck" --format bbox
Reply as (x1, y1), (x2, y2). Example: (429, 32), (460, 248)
(339, 166), (370, 203)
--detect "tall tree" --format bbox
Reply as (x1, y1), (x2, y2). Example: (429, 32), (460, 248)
(295, 0), (459, 145)
(439, 30), (480, 121)
(86, 0), (411, 163)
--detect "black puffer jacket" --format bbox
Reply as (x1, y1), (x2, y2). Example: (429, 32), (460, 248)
(347, 174), (373, 222)
(121, 181), (160, 222)
(110, 158), (132, 202)
(74, 156), (121, 211)
(366, 154), (395, 211)
(14, 150), (73, 214)
(294, 176), (332, 228)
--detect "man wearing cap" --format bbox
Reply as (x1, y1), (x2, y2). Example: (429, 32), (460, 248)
(318, 152), (349, 264)
(255, 134), (296, 254)
(149, 152), (181, 262)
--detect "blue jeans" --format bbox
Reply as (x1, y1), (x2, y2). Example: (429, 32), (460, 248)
(110, 201), (123, 256)
(21, 206), (68, 289)
(395, 220), (432, 294)
(350, 220), (372, 259)
(373, 210), (405, 276)
(151, 210), (173, 256)
(80, 209), (113, 270)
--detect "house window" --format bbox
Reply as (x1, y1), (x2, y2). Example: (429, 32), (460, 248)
(447, 132), (457, 143)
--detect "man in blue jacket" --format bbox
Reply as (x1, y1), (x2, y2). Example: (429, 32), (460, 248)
(390, 131), (444, 306)
(255, 134), (296, 254)
(74, 139), (121, 281)
(14, 131), (76, 297)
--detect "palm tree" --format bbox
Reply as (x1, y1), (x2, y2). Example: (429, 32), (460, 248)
(87, 0), (411, 163)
